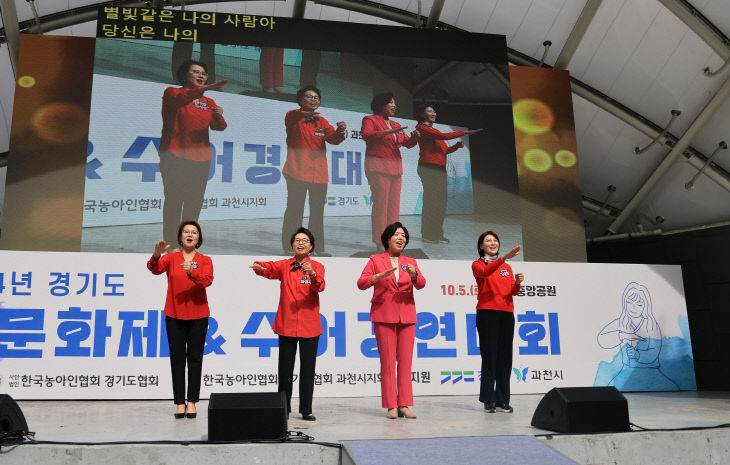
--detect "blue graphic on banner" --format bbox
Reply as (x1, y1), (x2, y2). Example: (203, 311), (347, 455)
(594, 282), (695, 390)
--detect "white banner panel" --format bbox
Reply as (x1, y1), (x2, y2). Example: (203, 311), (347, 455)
(0, 251), (695, 399)
(83, 75), (473, 226)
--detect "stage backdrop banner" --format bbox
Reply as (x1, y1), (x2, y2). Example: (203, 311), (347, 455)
(83, 74), (472, 227)
(0, 251), (695, 399)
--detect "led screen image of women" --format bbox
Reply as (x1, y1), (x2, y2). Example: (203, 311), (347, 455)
(3, 12), (586, 262)
(81, 35), (521, 260)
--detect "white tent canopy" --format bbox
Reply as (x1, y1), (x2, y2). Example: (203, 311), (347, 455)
(1, 0), (728, 238)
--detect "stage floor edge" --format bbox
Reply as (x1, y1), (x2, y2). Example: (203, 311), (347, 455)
(2, 392), (728, 465)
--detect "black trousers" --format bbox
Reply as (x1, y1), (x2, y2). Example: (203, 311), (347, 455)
(417, 163), (448, 240)
(475, 309), (514, 406)
(278, 335), (319, 416)
(165, 316), (208, 405)
(281, 174), (327, 252)
(299, 49), (321, 87)
(159, 150), (210, 246)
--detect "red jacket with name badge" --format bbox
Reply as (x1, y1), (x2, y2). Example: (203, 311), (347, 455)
(282, 109), (346, 184)
(147, 251), (214, 320)
(416, 122), (465, 167)
(472, 257), (520, 312)
(254, 258), (326, 337)
(160, 86), (227, 162)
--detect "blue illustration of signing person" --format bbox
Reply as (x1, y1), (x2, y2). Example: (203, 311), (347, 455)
(596, 282), (679, 391)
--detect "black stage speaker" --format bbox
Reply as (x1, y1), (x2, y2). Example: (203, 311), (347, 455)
(208, 392), (287, 441)
(0, 394), (29, 440)
(531, 386), (630, 433)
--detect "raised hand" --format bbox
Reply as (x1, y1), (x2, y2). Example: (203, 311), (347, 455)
(205, 78), (228, 92)
(404, 264), (418, 279)
(153, 240), (170, 259)
(372, 267), (397, 284)
(501, 245), (521, 261)
(300, 261), (315, 276)
(383, 126), (406, 137)
(249, 262), (266, 272)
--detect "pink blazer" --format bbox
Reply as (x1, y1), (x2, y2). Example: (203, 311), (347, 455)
(361, 114), (418, 175)
(357, 252), (426, 324)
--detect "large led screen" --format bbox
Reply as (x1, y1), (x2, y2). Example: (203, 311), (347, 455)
(2, 8), (585, 261)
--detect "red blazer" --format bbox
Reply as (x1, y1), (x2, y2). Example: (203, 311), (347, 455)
(357, 252), (426, 324)
(361, 114), (418, 175)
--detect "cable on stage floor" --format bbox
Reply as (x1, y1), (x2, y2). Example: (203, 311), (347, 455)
(0, 431), (343, 450)
(534, 422), (730, 439)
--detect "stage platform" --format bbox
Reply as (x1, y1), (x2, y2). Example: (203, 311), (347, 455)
(2, 392), (729, 464)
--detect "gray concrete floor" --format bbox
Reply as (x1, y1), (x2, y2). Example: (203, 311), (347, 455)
(81, 214), (524, 261)
(14, 392), (730, 444)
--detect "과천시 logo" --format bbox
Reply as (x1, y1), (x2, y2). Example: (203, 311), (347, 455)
(512, 365), (529, 382)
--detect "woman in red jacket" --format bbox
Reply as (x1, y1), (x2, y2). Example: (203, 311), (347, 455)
(358, 222), (426, 419)
(281, 86), (347, 255)
(415, 105), (482, 243)
(159, 60), (228, 247)
(250, 227), (325, 421)
(472, 231), (523, 413)
(361, 93), (420, 250)
(148, 220), (213, 419)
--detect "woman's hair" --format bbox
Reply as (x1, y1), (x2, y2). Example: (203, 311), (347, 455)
(370, 92), (395, 114)
(619, 282), (658, 332)
(176, 60), (208, 85)
(290, 226), (315, 252)
(477, 230), (500, 258)
(296, 85), (321, 101)
(414, 103), (432, 123)
(381, 222), (409, 251)
(178, 220), (203, 248)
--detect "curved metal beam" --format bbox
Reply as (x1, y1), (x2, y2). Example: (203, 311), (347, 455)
(658, 0), (730, 61)
(554, 0), (602, 69)
(2, 0), (730, 201)
(0, 0), (21, 75)
(607, 74), (730, 233)
(293, 0), (308, 19)
(589, 218), (730, 243)
(313, 0), (424, 27)
(426, 0), (445, 29)
(0, 1), (259, 37)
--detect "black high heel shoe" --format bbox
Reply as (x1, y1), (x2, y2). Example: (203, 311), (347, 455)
(174, 404), (186, 419)
(185, 403), (197, 418)
(397, 407), (416, 419)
